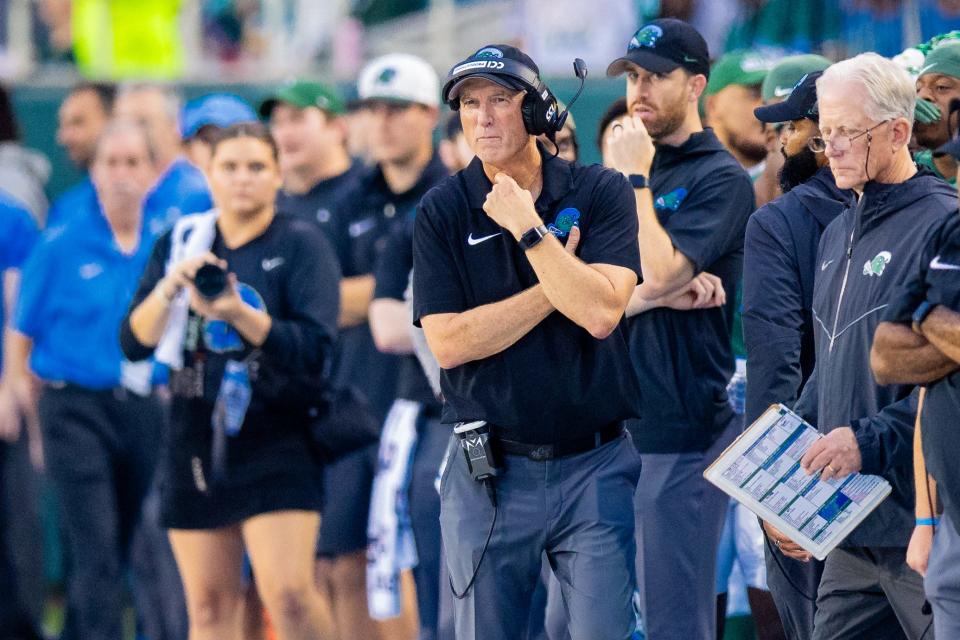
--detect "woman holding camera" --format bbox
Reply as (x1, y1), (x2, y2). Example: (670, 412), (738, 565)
(121, 123), (339, 640)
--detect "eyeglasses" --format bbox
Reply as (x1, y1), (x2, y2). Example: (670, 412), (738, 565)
(807, 119), (890, 153)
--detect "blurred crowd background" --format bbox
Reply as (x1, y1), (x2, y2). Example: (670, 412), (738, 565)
(3, 0), (960, 203)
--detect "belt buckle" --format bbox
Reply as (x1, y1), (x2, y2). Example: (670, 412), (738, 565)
(528, 445), (553, 461)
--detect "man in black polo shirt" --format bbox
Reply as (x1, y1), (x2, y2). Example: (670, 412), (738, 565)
(365, 68), (449, 638)
(262, 79), (363, 276)
(414, 44), (643, 640)
(871, 136), (960, 640)
(312, 53), (447, 639)
(606, 19), (755, 640)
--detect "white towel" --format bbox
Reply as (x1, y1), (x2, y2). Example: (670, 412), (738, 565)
(155, 210), (219, 369)
(367, 399), (421, 620)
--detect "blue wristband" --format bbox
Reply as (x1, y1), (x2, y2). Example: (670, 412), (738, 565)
(916, 517), (940, 527)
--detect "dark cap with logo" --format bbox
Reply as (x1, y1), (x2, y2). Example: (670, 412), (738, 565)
(754, 70), (823, 124)
(442, 44), (539, 105)
(606, 19), (710, 79)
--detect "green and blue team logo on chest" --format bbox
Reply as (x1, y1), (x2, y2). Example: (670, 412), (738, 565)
(548, 207), (580, 239)
(654, 187), (688, 212)
(863, 251), (892, 277)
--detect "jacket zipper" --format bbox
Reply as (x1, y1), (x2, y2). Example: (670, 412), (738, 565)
(828, 217), (859, 354)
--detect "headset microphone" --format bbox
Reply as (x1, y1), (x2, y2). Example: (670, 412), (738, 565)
(555, 58), (588, 132)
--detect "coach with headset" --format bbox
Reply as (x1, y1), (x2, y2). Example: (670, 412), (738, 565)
(412, 44), (643, 640)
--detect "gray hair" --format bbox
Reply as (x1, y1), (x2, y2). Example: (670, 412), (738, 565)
(94, 118), (158, 165)
(116, 82), (182, 122)
(817, 53), (915, 128)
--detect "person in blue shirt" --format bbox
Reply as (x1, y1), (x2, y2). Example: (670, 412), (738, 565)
(114, 83), (213, 237)
(0, 190), (42, 640)
(46, 82), (116, 230)
(5, 121), (166, 640)
(181, 92), (258, 172)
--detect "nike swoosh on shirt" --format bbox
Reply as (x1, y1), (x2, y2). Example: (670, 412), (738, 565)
(773, 86), (793, 98)
(348, 216), (377, 238)
(262, 257), (285, 271)
(930, 255), (960, 270)
(467, 232), (502, 246)
(821, 259), (835, 271)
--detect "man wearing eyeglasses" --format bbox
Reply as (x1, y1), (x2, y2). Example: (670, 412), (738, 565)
(743, 69), (851, 640)
(784, 53), (955, 640)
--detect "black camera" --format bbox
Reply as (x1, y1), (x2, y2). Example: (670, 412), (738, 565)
(193, 263), (228, 299)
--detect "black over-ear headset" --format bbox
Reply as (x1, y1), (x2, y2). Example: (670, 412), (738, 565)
(442, 54), (588, 140)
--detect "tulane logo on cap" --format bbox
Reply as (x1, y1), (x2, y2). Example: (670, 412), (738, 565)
(377, 67), (397, 84)
(630, 25), (664, 50)
(476, 47), (504, 59)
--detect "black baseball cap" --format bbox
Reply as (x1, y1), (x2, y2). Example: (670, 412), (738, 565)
(754, 71), (823, 124)
(442, 44), (537, 105)
(606, 19), (710, 79)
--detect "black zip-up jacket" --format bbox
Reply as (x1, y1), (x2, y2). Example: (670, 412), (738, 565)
(796, 170), (955, 548)
(743, 167), (851, 424)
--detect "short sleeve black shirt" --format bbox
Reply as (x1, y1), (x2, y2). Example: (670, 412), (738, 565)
(885, 212), (960, 527)
(626, 129), (755, 454)
(333, 153), (448, 420)
(275, 161), (365, 271)
(412, 148), (642, 444)
(373, 211), (441, 408)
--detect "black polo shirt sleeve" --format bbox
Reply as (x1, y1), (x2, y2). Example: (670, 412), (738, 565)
(578, 171), (641, 277)
(412, 193), (468, 326)
(373, 214), (415, 301)
(662, 167), (753, 274)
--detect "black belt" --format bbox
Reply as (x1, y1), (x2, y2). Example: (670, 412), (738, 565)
(495, 423), (624, 461)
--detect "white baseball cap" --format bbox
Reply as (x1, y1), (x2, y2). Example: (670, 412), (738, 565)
(357, 53), (440, 108)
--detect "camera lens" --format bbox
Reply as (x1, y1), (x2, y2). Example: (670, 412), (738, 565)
(193, 263), (228, 299)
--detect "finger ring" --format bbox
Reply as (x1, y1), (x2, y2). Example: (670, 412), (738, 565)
(775, 540), (782, 548)
(827, 464), (838, 474)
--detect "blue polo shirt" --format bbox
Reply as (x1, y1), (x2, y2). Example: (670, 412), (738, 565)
(143, 158), (213, 237)
(0, 191), (39, 372)
(46, 177), (96, 230)
(413, 147), (642, 445)
(14, 207), (156, 389)
(625, 129), (754, 454)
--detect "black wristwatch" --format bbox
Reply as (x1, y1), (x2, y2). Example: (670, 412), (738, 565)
(628, 174), (648, 189)
(912, 300), (935, 335)
(518, 225), (549, 251)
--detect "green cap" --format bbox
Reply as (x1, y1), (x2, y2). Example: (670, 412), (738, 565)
(919, 42), (960, 80)
(706, 51), (776, 95)
(258, 79), (346, 118)
(761, 54), (832, 102)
